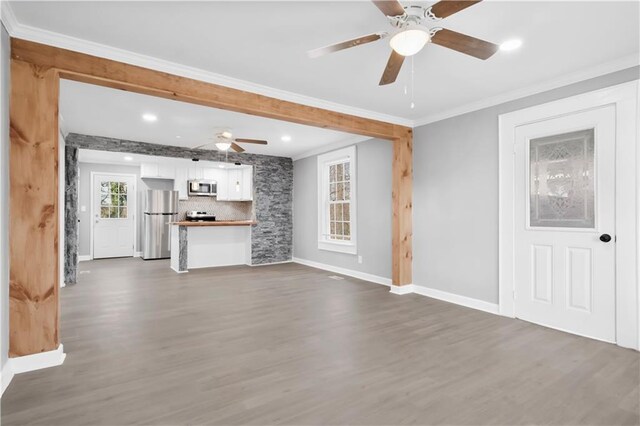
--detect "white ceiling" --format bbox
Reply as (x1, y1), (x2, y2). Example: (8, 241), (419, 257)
(7, 1), (640, 123)
(60, 80), (365, 158)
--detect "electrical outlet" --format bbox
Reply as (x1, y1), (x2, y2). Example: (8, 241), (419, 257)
(80, 205), (86, 212)
(358, 255), (363, 264)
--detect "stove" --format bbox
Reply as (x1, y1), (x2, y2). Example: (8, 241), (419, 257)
(185, 211), (216, 222)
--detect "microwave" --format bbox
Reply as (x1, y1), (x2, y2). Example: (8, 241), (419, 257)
(188, 180), (217, 197)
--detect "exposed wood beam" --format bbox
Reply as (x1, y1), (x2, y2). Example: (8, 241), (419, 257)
(392, 128), (413, 286)
(8, 37), (413, 359)
(11, 38), (404, 140)
(9, 59), (60, 357)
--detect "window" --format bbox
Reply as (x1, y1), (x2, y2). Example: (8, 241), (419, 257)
(318, 146), (356, 254)
(100, 181), (128, 219)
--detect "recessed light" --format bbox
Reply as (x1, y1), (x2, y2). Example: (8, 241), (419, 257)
(281, 135), (292, 142)
(124, 156), (133, 161)
(142, 113), (158, 122)
(500, 39), (522, 52)
(176, 135), (182, 139)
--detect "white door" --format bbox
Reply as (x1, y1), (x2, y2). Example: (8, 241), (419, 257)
(93, 174), (136, 259)
(514, 105), (616, 342)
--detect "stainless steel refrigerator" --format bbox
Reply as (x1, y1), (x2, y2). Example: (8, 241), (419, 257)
(142, 190), (179, 260)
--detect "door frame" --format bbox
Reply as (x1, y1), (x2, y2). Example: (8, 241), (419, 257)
(89, 172), (137, 260)
(498, 80), (639, 350)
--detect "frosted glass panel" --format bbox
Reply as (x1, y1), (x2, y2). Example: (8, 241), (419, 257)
(529, 129), (595, 228)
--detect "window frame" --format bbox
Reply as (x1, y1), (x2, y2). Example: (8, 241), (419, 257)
(317, 146), (357, 254)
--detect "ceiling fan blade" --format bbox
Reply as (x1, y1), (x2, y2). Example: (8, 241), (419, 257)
(428, 0), (482, 19)
(379, 50), (405, 86)
(308, 33), (387, 58)
(234, 138), (268, 145)
(371, 0), (405, 17)
(231, 142), (245, 153)
(430, 28), (499, 60)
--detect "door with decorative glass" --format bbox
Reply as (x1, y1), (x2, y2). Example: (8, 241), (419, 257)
(514, 105), (616, 342)
(93, 174), (136, 259)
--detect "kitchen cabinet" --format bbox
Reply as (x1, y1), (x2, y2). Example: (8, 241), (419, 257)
(242, 167), (253, 200)
(141, 161), (175, 179)
(140, 162), (158, 178)
(227, 169), (242, 201)
(174, 166), (189, 200)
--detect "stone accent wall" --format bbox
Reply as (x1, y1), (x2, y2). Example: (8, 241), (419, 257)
(64, 146), (79, 285)
(64, 133), (293, 282)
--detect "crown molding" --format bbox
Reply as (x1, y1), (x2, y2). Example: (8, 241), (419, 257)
(0, 2), (413, 128)
(413, 53), (640, 127)
(3, 1), (638, 133)
(291, 135), (371, 162)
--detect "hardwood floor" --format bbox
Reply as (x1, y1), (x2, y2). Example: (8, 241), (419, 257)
(2, 258), (639, 425)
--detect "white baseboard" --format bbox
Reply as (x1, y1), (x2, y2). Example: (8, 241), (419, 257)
(292, 257), (391, 287)
(1, 361), (15, 396)
(412, 285), (500, 315)
(9, 344), (66, 374)
(250, 260), (293, 267)
(293, 258), (499, 315)
(134, 251), (142, 257)
(389, 284), (415, 295)
(78, 255), (91, 262)
(170, 266), (188, 274)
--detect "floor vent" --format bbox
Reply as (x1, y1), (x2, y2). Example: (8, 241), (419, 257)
(328, 275), (345, 280)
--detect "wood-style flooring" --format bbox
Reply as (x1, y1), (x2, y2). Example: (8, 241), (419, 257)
(2, 258), (639, 425)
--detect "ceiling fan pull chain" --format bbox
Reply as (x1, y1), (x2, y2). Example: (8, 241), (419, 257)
(410, 56), (415, 109)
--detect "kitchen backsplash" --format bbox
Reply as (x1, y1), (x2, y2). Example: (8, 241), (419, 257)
(178, 197), (253, 221)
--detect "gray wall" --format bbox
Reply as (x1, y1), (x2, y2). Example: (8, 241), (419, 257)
(293, 139), (392, 279)
(77, 162), (173, 257)
(413, 66), (640, 304)
(1, 23), (10, 383)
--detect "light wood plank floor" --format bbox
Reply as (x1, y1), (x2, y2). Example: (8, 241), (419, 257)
(2, 258), (639, 425)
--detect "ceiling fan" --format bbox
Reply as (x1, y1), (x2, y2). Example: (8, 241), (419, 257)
(193, 130), (268, 153)
(308, 0), (500, 85)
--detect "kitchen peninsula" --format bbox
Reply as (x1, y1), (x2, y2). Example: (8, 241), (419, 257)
(170, 220), (257, 273)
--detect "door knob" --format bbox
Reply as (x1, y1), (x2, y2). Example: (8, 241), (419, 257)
(599, 234), (612, 243)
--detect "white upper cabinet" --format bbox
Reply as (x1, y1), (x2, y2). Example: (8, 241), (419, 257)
(141, 161), (175, 179)
(228, 169), (242, 201)
(141, 158), (252, 202)
(242, 167), (253, 201)
(173, 163), (189, 200)
(140, 162), (159, 178)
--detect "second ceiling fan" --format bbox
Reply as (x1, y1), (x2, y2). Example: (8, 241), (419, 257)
(194, 130), (268, 153)
(308, 0), (500, 85)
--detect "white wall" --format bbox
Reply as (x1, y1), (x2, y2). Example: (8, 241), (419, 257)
(0, 22), (11, 394)
(413, 66), (640, 304)
(77, 162), (173, 257)
(293, 139), (392, 280)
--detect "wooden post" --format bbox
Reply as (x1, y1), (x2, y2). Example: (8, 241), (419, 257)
(9, 59), (60, 356)
(392, 128), (413, 286)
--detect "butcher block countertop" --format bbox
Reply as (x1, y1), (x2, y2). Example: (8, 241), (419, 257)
(171, 220), (257, 227)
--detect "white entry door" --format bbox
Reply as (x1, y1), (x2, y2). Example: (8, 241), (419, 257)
(93, 174), (136, 259)
(514, 105), (616, 342)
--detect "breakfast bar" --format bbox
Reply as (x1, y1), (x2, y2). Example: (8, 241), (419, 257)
(170, 221), (256, 273)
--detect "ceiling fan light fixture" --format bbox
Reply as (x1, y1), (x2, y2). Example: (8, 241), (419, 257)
(215, 142), (232, 151)
(390, 27), (429, 56)
(221, 130), (233, 139)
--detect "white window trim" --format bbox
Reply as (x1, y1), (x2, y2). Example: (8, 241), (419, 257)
(317, 146), (357, 255)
